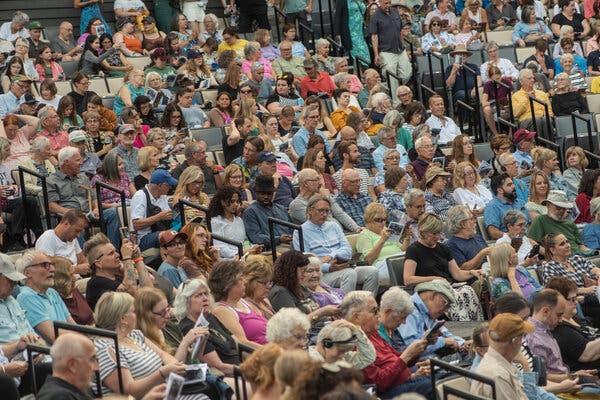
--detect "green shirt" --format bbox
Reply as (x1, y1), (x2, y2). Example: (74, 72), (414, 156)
(356, 228), (403, 263)
(144, 65), (177, 82)
(527, 215), (582, 253)
(283, 0), (308, 13)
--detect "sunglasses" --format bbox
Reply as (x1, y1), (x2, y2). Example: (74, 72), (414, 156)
(431, 23), (441, 26)
(240, 89), (252, 94)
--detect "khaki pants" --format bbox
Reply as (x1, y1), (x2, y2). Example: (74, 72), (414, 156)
(379, 50), (412, 99)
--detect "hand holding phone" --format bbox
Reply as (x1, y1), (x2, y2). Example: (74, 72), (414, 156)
(424, 320), (446, 340)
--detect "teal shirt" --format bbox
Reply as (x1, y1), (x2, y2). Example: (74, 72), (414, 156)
(283, 0), (308, 14)
(0, 296), (34, 343)
(113, 82), (146, 117)
(16, 287), (71, 339)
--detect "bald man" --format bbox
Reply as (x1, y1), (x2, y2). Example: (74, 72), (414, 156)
(37, 332), (97, 399)
(49, 22), (82, 62)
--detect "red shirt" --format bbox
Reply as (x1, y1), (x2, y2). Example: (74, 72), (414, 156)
(39, 129), (69, 152)
(299, 71), (336, 99)
(363, 331), (413, 393)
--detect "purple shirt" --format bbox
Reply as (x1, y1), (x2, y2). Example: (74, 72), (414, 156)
(524, 317), (569, 374)
(310, 283), (345, 307)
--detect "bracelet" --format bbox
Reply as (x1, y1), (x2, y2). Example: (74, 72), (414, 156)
(133, 257), (144, 263)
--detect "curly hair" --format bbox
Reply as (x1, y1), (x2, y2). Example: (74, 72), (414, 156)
(272, 250), (310, 298)
(239, 343), (283, 392)
(160, 102), (187, 130)
(208, 185), (241, 218)
(208, 259), (244, 302)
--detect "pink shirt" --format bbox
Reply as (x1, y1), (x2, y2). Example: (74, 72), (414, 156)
(132, 125), (150, 148)
(241, 58), (274, 78)
(5, 130), (30, 170)
(39, 129), (69, 152)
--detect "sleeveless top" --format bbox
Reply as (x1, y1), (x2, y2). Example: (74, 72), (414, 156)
(122, 33), (143, 54)
(216, 298), (267, 345)
(141, 32), (165, 52)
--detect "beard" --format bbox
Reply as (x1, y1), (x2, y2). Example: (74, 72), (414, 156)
(504, 191), (517, 202)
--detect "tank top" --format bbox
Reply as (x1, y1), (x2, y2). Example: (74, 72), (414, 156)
(122, 33), (143, 54)
(141, 32), (165, 52)
(217, 298), (267, 344)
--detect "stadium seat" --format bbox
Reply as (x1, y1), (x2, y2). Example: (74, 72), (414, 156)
(587, 94), (600, 113)
(55, 80), (73, 96)
(126, 56), (151, 70)
(106, 77), (124, 94)
(515, 47), (536, 65)
(484, 30), (514, 46)
(60, 61), (79, 80)
(88, 77), (109, 97)
(191, 126), (225, 151)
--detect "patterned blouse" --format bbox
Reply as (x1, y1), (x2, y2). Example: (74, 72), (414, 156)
(91, 173), (133, 204)
(542, 255), (596, 286)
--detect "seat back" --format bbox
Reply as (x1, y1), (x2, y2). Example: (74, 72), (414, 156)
(484, 30), (515, 46)
(477, 216), (491, 242)
(497, 46), (517, 64)
(436, 375), (471, 400)
(473, 142), (493, 162)
(554, 114), (595, 138)
(60, 61), (79, 79)
(125, 56), (150, 70)
(587, 94), (600, 113)
(386, 255), (407, 287)
(515, 47), (536, 64)
(55, 80), (73, 96)
(191, 127), (225, 151)
(106, 77), (125, 94)
(88, 77), (109, 97)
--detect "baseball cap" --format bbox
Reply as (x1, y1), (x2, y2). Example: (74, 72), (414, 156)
(187, 49), (204, 59)
(12, 74), (32, 83)
(0, 253), (26, 283)
(257, 151), (278, 163)
(69, 130), (87, 143)
(150, 169), (178, 186)
(23, 93), (38, 105)
(158, 229), (188, 246)
(513, 129), (535, 144)
(28, 21), (44, 30)
(488, 313), (535, 342)
(118, 124), (136, 135)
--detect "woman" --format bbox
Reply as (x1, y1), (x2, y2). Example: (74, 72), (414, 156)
(397, 102), (426, 152)
(525, 170), (550, 219)
(424, 166), (456, 219)
(564, 146), (588, 198)
(217, 62), (242, 100)
(513, 6), (553, 47)
(302, 256), (345, 307)
(51, 256), (94, 325)
(551, 0), (591, 38)
(240, 344), (282, 400)
(266, 73), (303, 116)
(583, 197), (600, 248)
(243, 256), (275, 320)
(333, 0), (371, 64)
(179, 222), (219, 280)
(57, 95), (83, 131)
(113, 17), (143, 56)
(489, 242), (541, 300)
(281, 23), (310, 58)
(452, 161), (492, 215)
(134, 145), (160, 190)
(451, 134), (481, 168)
(370, 93), (392, 125)
(86, 93), (117, 133)
(531, 147), (574, 199)
(262, 114), (285, 151)
(77, 17), (106, 46)
(78, 34), (119, 77)
(576, 169), (600, 223)
(266, 308), (311, 350)
(254, 29), (278, 62)
(223, 164), (254, 206)
(113, 69), (146, 118)
(144, 48), (178, 82)
(171, 13), (198, 52)
(495, 210), (537, 266)
(587, 20), (600, 54)
(75, 1), (111, 37)
(209, 259), (267, 348)
(83, 110), (114, 158)
(35, 45), (65, 81)
(421, 16), (456, 53)
(313, 38), (336, 75)
(12, 38), (38, 81)
(553, 26), (584, 58)
(1, 57), (25, 94)
(99, 33), (132, 77)
(461, 0), (489, 30)
(172, 166), (210, 224)
(551, 73), (589, 116)
(241, 41), (275, 81)
(145, 72), (173, 112)
(38, 79), (61, 109)
(454, 15), (484, 48)
(179, 49), (217, 89)
(19, 136), (55, 196)
(377, 165), (409, 223)
(482, 66), (513, 136)
(330, 88), (361, 132)
(134, 95), (159, 128)
(198, 13), (223, 45)
(159, 103), (187, 153)
(555, 50), (587, 82)
(333, 59), (363, 94)
(91, 151), (136, 209)
(356, 203), (405, 284)
(209, 91), (234, 127)
(403, 213), (484, 321)
(235, 97), (265, 136)
(301, 144), (336, 193)
(137, 16), (166, 53)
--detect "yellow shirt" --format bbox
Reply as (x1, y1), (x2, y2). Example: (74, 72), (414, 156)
(217, 39), (248, 59)
(511, 88), (554, 122)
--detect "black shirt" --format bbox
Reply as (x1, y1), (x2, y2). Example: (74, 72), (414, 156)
(134, 174), (149, 191)
(67, 90), (98, 115)
(551, 12), (585, 36)
(553, 320), (600, 371)
(405, 241), (453, 281)
(86, 276), (121, 311)
(222, 135), (245, 165)
(551, 91), (589, 116)
(369, 7), (404, 53)
(179, 315), (241, 365)
(37, 376), (94, 400)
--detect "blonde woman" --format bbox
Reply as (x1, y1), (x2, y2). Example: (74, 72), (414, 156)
(134, 145), (161, 190)
(172, 166), (210, 223)
(452, 161), (492, 216)
(563, 145), (588, 195)
(525, 170), (550, 220)
(51, 256), (94, 325)
(531, 147), (574, 199)
(178, 49), (217, 88)
(223, 163), (254, 207)
(489, 242), (541, 300)
(113, 68), (146, 117)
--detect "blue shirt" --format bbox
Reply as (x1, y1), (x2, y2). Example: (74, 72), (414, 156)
(0, 296), (34, 344)
(484, 196), (530, 232)
(513, 177), (530, 205)
(291, 127), (331, 157)
(583, 222), (600, 250)
(242, 201), (292, 249)
(513, 150), (533, 174)
(157, 261), (188, 289)
(0, 91), (23, 119)
(372, 144), (409, 171)
(293, 220), (352, 272)
(548, 172), (575, 200)
(397, 292), (465, 359)
(16, 287), (71, 334)
(445, 234), (488, 269)
(334, 192), (372, 227)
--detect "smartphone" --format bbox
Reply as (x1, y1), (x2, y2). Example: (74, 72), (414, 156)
(432, 156), (446, 169)
(165, 373), (185, 400)
(388, 221), (406, 236)
(425, 320), (446, 339)
(279, 141), (289, 151)
(527, 244), (540, 259)
(454, 55), (463, 65)
(119, 227), (130, 241)
(520, 160), (530, 170)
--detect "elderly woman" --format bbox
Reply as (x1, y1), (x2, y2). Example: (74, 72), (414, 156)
(421, 16), (456, 53)
(583, 197), (600, 249)
(378, 287), (418, 353)
(241, 41), (275, 81)
(377, 166), (409, 222)
(461, 0), (489, 29)
(513, 6), (553, 47)
(495, 210), (538, 266)
(209, 259), (267, 348)
(179, 222), (219, 280)
(424, 166), (456, 219)
(445, 205), (491, 273)
(145, 72), (173, 112)
(370, 92), (392, 125)
(576, 169), (600, 224)
(51, 257), (94, 325)
(83, 110), (114, 158)
(454, 15), (484, 48)
(19, 136), (55, 196)
(266, 308), (310, 350)
(12, 37), (39, 81)
(404, 213), (484, 321)
(242, 255), (275, 320)
(489, 242), (541, 300)
(551, 0), (591, 38)
(174, 278), (240, 372)
(551, 73), (588, 116)
(553, 26), (584, 58)
(333, 58), (363, 94)
(555, 51), (587, 82)
(302, 256), (346, 307)
(0, 11), (29, 42)
(356, 203), (406, 284)
(313, 38), (336, 74)
(113, 69), (146, 118)
(133, 145), (160, 190)
(452, 161), (492, 215)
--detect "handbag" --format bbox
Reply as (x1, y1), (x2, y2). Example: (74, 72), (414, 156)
(143, 187), (171, 232)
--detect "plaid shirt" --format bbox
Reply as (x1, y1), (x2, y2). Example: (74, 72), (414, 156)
(334, 192), (373, 227)
(378, 190), (406, 223)
(425, 189), (456, 219)
(542, 255), (595, 286)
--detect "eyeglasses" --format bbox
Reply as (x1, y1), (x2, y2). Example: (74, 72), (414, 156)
(431, 23), (441, 26)
(152, 307), (171, 318)
(29, 261), (54, 270)
(373, 217), (387, 223)
(240, 89), (252, 94)
(438, 294), (450, 309)
(312, 207), (330, 214)
(256, 280), (273, 288)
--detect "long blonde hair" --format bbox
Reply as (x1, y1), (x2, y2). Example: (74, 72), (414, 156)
(173, 166), (209, 205)
(134, 287), (172, 353)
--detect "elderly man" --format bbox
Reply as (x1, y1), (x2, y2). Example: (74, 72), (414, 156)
(0, 253), (36, 345)
(246, 62), (273, 104)
(68, 130), (101, 177)
(37, 332), (98, 400)
(398, 189), (427, 246)
(424, 0), (457, 31)
(38, 106), (69, 159)
(528, 191), (590, 254)
(35, 210), (91, 276)
(471, 313), (534, 400)
(408, 136), (437, 186)
(289, 168), (360, 232)
(299, 58), (336, 99)
(0, 75), (30, 118)
(446, 45), (482, 122)
(425, 95), (461, 146)
(335, 169), (374, 227)
(233, 136), (264, 183)
(341, 290), (431, 399)
(486, 0), (518, 30)
(331, 126), (377, 174)
(395, 85), (416, 112)
(512, 69), (553, 128)
(293, 195), (379, 294)
(15, 250), (77, 344)
(372, 126), (409, 170)
(130, 169), (176, 251)
(171, 141), (220, 194)
(108, 124), (140, 179)
(445, 205), (491, 271)
(424, 166), (456, 219)
(272, 41), (305, 79)
(357, 68), (386, 108)
(291, 104), (331, 157)
(49, 21), (82, 62)
(484, 173), (530, 239)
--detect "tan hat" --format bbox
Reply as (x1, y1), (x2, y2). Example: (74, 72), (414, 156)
(488, 313), (535, 342)
(425, 166), (451, 186)
(541, 190), (573, 209)
(450, 44), (473, 57)
(414, 279), (457, 304)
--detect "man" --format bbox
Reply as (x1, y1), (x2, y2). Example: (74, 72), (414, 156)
(357, 69), (386, 108)
(425, 95), (461, 145)
(331, 126), (377, 174)
(157, 230), (189, 289)
(37, 332), (98, 400)
(445, 45), (482, 122)
(424, 166), (456, 219)
(242, 175), (293, 250)
(512, 69), (553, 128)
(293, 195), (379, 295)
(177, 87), (210, 128)
(0, 74), (30, 119)
(250, 151), (296, 208)
(398, 280), (467, 359)
(409, 136), (436, 185)
(528, 190), (590, 254)
(334, 169), (373, 227)
(47, 146), (121, 248)
(35, 210), (91, 276)
(68, 130), (101, 177)
(171, 141), (220, 194)
(291, 104), (331, 157)
(372, 126), (409, 170)
(341, 290), (431, 398)
(130, 169), (175, 251)
(246, 62), (273, 104)
(370, 0), (412, 96)
(232, 136), (264, 183)
(0, 253), (35, 344)
(50, 22), (82, 62)
(395, 85), (416, 112)
(484, 173), (530, 239)
(289, 168), (360, 232)
(26, 21), (46, 59)
(424, 0), (457, 32)
(497, 152), (530, 204)
(223, 116), (253, 165)
(486, 0), (518, 30)
(16, 250), (77, 343)
(399, 189), (426, 246)
(471, 313), (534, 400)
(332, 141), (375, 199)
(38, 106), (69, 159)
(272, 41), (306, 79)
(299, 58), (336, 99)
(108, 124), (140, 179)
(17, 93), (39, 116)
(512, 128), (536, 174)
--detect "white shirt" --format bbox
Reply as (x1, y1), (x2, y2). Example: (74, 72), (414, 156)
(35, 229), (81, 265)
(114, 0), (146, 10)
(452, 185), (493, 211)
(425, 115), (461, 145)
(480, 59), (519, 83)
(129, 185), (170, 240)
(496, 233), (534, 266)
(210, 215), (247, 259)
(0, 22), (29, 43)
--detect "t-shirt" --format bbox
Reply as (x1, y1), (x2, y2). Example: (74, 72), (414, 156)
(553, 321), (600, 371)
(222, 135), (245, 165)
(527, 215), (582, 253)
(157, 261), (188, 289)
(86, 276), (121, 311)
(551, 12), (585, 35)
(35, 229), (81, 265)
(16, 287), (71, 332)
(445, 235), (488, 269)
(37, 376), (94, 400)
(405, 241), (453, 281)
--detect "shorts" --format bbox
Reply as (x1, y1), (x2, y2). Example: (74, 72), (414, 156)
(182, 1), (206, 22)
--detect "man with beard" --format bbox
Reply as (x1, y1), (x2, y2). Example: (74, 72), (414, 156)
(332, 140), (376, 199)
(484, 173), (530, 240)
(15, 250), (76, 344)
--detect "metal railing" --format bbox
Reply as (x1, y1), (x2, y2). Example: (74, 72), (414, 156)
(95, 181), (128, 234)
(353, 55), (371, 81)
(211, 233), (244, 259)
(457, 62), (483, 141)
(272, 7), (287, 43)
(570, 112), (594, 150)
(430, 358), (496, 400)
(268, 217), (303, 261)
(528, 96), (554, 140)
(298, 21), (315, 53)
(385, 69), (402, 98)
(18, 166), (51, 246)
(326, 36), (344, 57)
(177, 200), (210, 230)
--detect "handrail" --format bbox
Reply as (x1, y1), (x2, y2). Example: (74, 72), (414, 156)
(272, 6), (287, 44)
(419, 83), (438, 97)
(385, 70), (402, 97)
(298, 22), (316, 53)
(354, 55), (371, 80)
(177, 200), (211, 231)
(18, 166), (51, 246)
(456, 100), (475, 134)
(211, 232), (244, 259)
(570, 112), (594, 150)
(26, 343), (51, 398)
(583, 149), (600, 168)
(528, 95), (553, 140)
(53, 321), (124, 394)
(268, 217), (303, 261)
(425, 52), (449, 105)
(430, 358), (496, 400)
(492, 79), (515, 129)
(326, 36), (344, 57)
(95, 181), (128, 234)
(460, 62), (483, 140)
